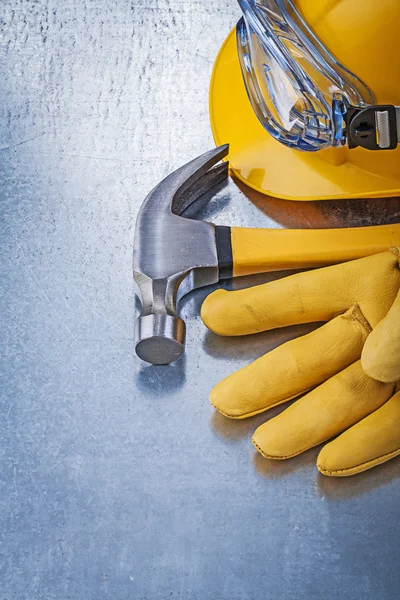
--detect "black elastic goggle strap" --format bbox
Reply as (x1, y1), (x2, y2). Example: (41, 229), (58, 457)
(346, 105), (400, 150)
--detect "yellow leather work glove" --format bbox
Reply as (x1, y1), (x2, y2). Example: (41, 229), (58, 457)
(201, 248), (400, 477)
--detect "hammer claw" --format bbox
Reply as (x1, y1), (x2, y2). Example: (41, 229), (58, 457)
(167, 144), (229, 215)
(179, 162), (229, 218)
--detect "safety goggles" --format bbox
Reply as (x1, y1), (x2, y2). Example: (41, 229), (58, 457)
(237, 0), (400, 151)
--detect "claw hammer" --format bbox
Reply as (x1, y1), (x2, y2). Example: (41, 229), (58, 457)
(133, 145), (400, 364)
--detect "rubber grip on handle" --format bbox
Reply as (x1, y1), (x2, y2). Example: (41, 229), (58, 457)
(231, 223), (400, 276)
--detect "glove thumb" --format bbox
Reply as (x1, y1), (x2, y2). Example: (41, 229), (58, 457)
(362, 288), (400, 382)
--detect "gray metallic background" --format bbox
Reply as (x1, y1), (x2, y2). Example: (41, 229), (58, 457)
(1, 1), (400, 599)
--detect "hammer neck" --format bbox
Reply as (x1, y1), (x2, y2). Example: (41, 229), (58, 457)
(215, 226), (233, 279)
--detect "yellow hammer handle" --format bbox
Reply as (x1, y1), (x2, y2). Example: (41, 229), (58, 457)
(231, 223), (400, 276)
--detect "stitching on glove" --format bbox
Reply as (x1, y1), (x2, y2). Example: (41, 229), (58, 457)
(252, 437), (292, 459)
(251, 436), (332, 460)
(317, 447), (400, 475)
(253, 436), (400, 471)
(210, 400), (274, 420)
(344, 303), (372, 334)
(210, 389), (312, 420)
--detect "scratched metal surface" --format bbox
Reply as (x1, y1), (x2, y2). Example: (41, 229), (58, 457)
(1, 1), (400, 599)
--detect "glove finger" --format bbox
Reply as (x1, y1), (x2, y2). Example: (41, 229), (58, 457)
(317, 390), (400, 477)
(252, 361), (394, 460)
(210, 306), (369, 419)
(362, 287), (400, 382)
(201, 251), (398, 337)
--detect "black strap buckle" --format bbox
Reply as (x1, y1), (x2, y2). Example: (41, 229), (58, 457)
(346, 105), (397, 150)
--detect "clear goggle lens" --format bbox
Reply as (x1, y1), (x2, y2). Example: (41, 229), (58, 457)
(237, 0), (375, 151)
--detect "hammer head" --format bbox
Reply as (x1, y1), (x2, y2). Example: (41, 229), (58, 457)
(133, 145), (229, 365)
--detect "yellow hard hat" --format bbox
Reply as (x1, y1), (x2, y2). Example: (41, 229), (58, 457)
(210, 0), (400, 201)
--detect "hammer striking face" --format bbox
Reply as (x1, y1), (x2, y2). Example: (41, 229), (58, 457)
(133, 145), (231, 365)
